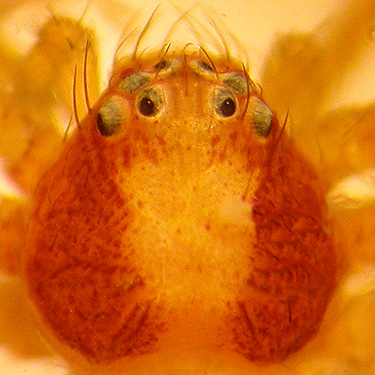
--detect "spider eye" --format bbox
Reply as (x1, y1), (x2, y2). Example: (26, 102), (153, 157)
(214, 89), (236, 118)
(250, 97), (273, 137)
(219, 98), (236, 117)
(222, 72), (247, 94)
(137, 88), (163, 117)
(96, 96), (126, 136)
(139, 97), (155, 116)
(153, 60), (169, 71)
(196, 61), (214, 72)
(119, 72), (149, 93)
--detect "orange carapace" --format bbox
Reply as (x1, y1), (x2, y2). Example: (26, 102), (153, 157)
(23, 48), (336, 365)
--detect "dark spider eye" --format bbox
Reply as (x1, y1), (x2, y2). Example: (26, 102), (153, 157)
(139, 97), (155, 116)
(190, 60), (215, 77)
(214, 89), (236, 117)
(96, 96), (125, 136)
(153, 59), (180, 77)
(197, 61), (214, 72)
(137, 88), (163, 117)
(153, 60), (169, 71)
(219, 98), (236, 117)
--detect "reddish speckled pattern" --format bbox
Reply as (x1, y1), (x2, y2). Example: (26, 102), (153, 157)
(26, 125), (163, 362)
(230, 134), (336, 361)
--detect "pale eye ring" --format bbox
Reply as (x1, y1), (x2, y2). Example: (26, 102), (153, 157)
(214, 89), (236, 117)
(137, 87), (163, 117)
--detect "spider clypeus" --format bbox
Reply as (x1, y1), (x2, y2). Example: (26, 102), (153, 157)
(0, 0), (375, 374)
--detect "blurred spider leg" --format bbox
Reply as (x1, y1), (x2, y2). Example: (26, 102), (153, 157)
(261, 0), (375, 135)
(0, 16), (100, 274)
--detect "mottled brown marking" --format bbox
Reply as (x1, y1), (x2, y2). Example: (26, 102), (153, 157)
(25, 118), (164, 363)
(230, 134), (336, 361)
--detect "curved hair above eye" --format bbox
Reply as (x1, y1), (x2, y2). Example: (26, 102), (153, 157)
(96, 96), (126, 136)
(249, 97), (273, 137)
(214, 89), (236, 118)
(137, 87), (163, 117)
